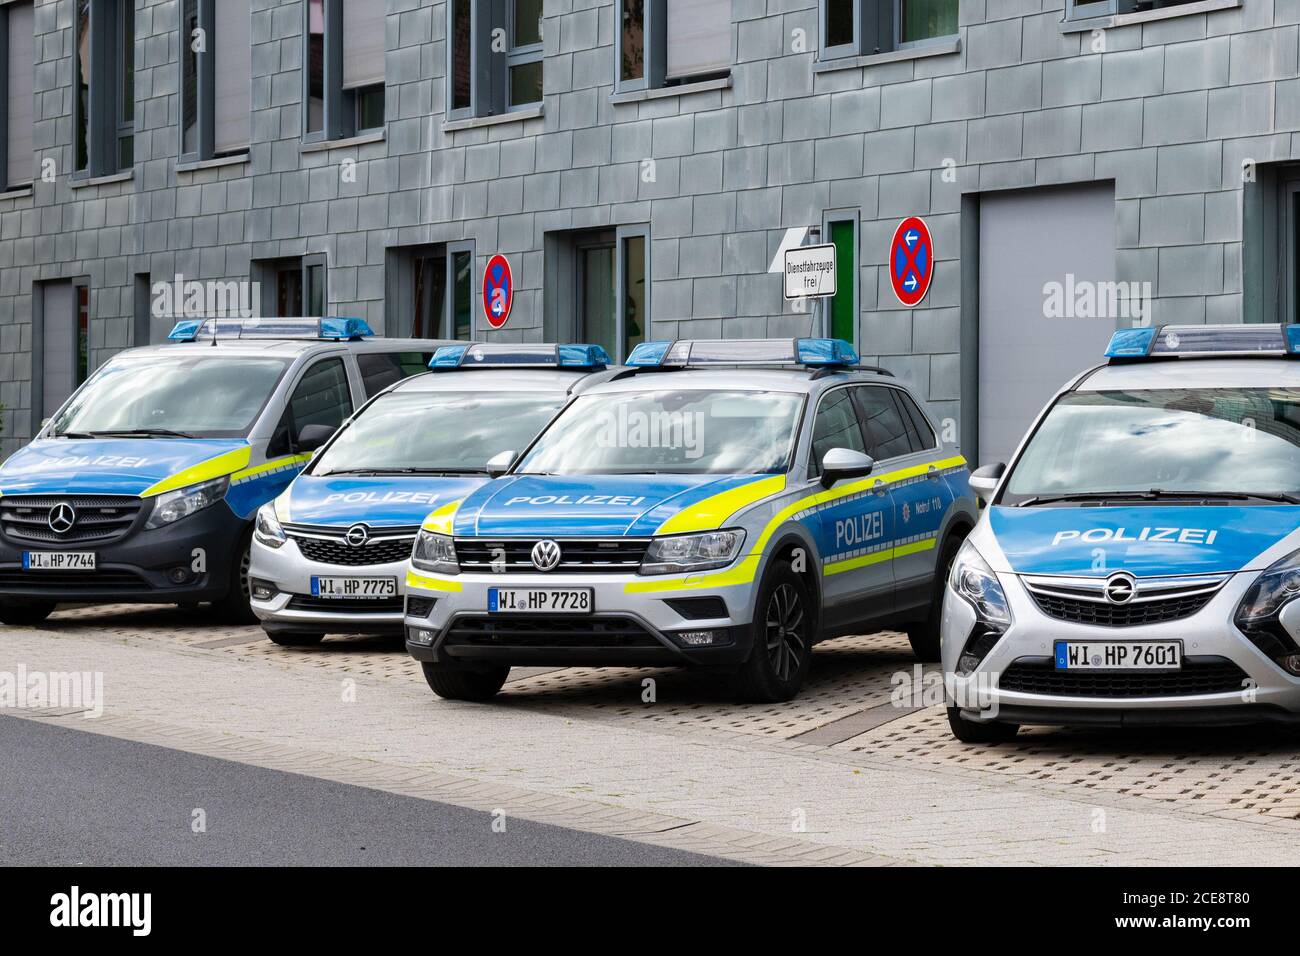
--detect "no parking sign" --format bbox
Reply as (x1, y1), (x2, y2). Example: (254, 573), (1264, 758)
(889, 217), (934, 308)
(482, 254), (514, 329)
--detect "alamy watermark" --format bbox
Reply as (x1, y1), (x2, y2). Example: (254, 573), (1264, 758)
(1043, 274), (1152, 324)
(0, 665), (103, 718)
(594, 406), (706, 459)
(152, 274), (259, 320)
(891, 664), (1000, 717)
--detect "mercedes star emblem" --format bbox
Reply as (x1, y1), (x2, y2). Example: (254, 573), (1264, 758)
(47, 502), (76, 535)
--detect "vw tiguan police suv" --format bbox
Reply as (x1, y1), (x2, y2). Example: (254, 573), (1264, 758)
(0, 318), (447, 625)
(945, 324), (1300, 742)
(405, 338), (977, 703)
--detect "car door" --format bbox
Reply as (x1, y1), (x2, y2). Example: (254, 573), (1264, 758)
(854, 385), (954, 618)
(809, 386), (896, 627)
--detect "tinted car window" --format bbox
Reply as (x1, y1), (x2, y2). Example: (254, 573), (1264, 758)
(810, 388), (868, 476)
(892, 389), (937, 452)
(853, 387), (913, 460)
(358, 352), (432, 398)
(271, 358), (353, 455)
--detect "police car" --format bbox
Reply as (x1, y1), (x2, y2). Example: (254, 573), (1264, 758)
(0, 318), (447, 625)
(944, 324), (1300, 742)
(249, 343), (618, 645)
(405, 338), (976, 703)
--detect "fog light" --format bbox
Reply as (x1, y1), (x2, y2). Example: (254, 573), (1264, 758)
(168, 567), (190, 585)
(408, 627), (436, 647)
(250, 579), (276, 601)
(1279, 654), (1300, 676)
(677, 629), (720, 647)
(957, 653), (981, 676)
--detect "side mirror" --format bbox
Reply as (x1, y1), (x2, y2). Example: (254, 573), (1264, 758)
(820, 448), (875, 488)
(486, 450), (516, 478)
(969, 463), (1006, 502)
(296, 423), (336, 453)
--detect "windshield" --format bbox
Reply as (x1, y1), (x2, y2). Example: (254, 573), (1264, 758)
(50, 355), (290, 439)
(517, 390), (804, 475)
(313, 391), (569, 476)
(1004, 388), (1300, 503)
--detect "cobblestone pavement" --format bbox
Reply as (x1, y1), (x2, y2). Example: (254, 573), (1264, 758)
(3, 604), (1300, 865)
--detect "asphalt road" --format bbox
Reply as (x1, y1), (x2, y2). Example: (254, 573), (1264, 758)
(0, 715), (735, 866)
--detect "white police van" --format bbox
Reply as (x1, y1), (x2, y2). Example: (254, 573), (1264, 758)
(944, 324), (1300, 742)
(0, 318), (447, 625)
(249, 343), (618, 645)
(405, 338), (977, 703)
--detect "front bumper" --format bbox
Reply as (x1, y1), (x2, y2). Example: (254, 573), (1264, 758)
(0, 503), (244, 605)
(404, 567), (759, 669)
(249, 536), (408, 636)
(941, 569), (1300, 727)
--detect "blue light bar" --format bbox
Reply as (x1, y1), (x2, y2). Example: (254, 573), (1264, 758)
(167, 317), (375, 342)
(428, 343), (612, 370)
(626, 338), (860, 369)
(1106, 324), (1300, 362)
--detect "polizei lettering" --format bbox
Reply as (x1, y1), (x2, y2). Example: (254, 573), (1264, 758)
(836, 511), (884, 549)
(504, 495), (649, 507)
(1051, 527), (1220, 547)
(33, 455), (150, 469)
(322, 491), (437, 506)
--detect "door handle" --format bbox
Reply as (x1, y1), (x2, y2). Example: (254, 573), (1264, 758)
(928, 464), (940, 481)
(873, 479), (888, 496)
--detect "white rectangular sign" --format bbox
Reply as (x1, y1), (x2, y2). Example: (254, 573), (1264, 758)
(784, 244), (837, 300)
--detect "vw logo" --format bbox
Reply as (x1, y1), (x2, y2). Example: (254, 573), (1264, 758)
(531, 539), (562, 573)
(1103, 572), (1138, 606)
(47, 502), (76, 534)
(344, 524), (370, 548)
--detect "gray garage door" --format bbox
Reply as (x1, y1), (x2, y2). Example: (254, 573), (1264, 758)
(977, 183), (1118, 467)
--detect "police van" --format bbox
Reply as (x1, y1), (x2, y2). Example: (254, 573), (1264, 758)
(0, 318), (447, 625)
(944, 324), (1300, 742)
(249, 343), (618, 645)
(404, 338), (977, 703)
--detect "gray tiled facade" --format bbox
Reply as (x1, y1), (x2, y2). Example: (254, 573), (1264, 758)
(1, 0), (1296, 456)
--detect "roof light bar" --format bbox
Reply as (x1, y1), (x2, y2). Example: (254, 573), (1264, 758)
(429, 343), (612, 370)
(167, 317), (375, 342)
(1105, 324), (1300, 361)
(626, 338), (861, 369)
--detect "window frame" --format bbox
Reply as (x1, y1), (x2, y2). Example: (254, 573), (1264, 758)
(808, 384), (871, 479)
(1065, 0), (1117, 18)
(505, 0), (543, 111)
(614, 0), (731, 95)
(303, 0), (385, 143)
(271, 355), (356, 457)
(819, 0), (958, 60)
(0, 0), (33, 192)
(851, 385), (916, 463)
(448, 0), (543, 120)
(73, 0), (134, 178)
(179, 0), (251, 163)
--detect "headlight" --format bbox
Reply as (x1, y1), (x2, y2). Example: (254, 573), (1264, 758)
(254, 503), (287, 549)
(145, 476), (229, 530)
(948, 542), (1012, 626)
(1236, 548), (1300, 628)
(412, 530), (458, 574)
(640, 530), (746, 576)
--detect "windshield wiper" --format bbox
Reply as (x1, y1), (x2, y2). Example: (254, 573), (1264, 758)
(1019, 489), (1300, 507)
(321, 467), (488, 478)
(87, 428), (198, 440)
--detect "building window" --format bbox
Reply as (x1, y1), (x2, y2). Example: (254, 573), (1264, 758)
(74, 0), (134, 177)
(180, 0), (251, 162)
(0, 0), (33, 192)
(826, 216), (857, 345)
(448, 0), (543, 120)
(1066, 0), (1202, 18)
(255, 255), (328, 318)
(544, 226), (649, 363)
(616, 0), (730, 93)
(304, 0), (386, 142)
(387, 242), (477, 340)
(820, 0), (957, 59)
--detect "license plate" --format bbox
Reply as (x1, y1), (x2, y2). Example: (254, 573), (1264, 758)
(489, 587), (593, 614)
(311, 576), (397, 599)
(23, 551), (96, 571)
(1054, 640), (1183, 671)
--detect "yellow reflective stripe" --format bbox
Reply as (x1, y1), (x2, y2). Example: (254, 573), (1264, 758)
(822, 537), (937, 576)
(421, 498), (464, 534)
(655, 475), (788, 535)
(624, 555), (761, 594)
(406, 570), (463, 593)
(232, 453), (312, 483)
(140, 447), (253, 498)
(892, 538), (939, 560)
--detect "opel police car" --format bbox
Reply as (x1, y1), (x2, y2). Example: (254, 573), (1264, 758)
(404, 338), (977, 703)
(944, 324), (1300, 743)
(248, 343), (618, 645)
(0, 318), (446, 626)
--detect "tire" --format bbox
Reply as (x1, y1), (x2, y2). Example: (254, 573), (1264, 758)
(735, 561), (814, 703)
(906, 532), (966, 663)
(0, 601), (56, 626)
(212, 532), (256, 624)
(421, 662), (510, 702)
(946, 705), (1020, 744)
(266, 631), (325, 647)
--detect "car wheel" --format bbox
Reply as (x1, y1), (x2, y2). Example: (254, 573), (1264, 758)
(735, 561), (813, 703)
(0, 601), (56, 626)
(421, 663), (510, 702)
(266, 631), (325, 647)
(906, 532), (966, 663)
(212, 533), (256, 624)
(946, 705), (1020, 744)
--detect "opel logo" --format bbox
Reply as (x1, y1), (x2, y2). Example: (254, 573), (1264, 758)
(345, 524), (370, 548)
(47, 502), (76, 534)
(531, 539), (562, 572)
(1103, 572), (1138, 606)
